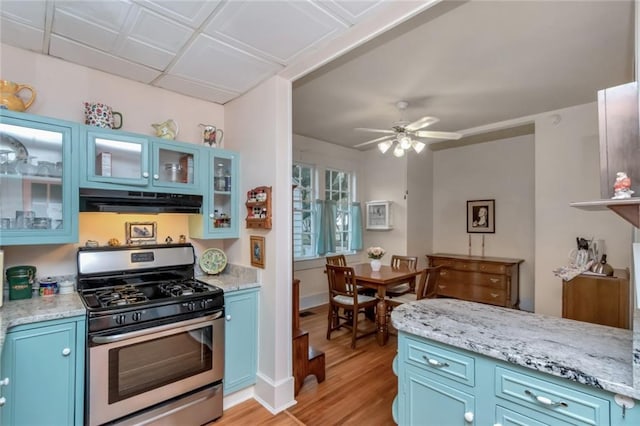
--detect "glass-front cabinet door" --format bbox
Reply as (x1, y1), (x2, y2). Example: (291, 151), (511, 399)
(82, 128), (202, 194)
(0, 110), (78, 245)
(84, 128), (149, 187)
(189, 148), (239, 239)
(151, 140), (202, 192)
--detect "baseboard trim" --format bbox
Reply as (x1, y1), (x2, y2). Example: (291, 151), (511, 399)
(253, 372), (297, 414)
(223, 387), (254, 410)
(299, 293), (327, 311)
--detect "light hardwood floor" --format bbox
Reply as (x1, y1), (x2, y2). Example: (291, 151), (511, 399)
(213, 304), (398, 425)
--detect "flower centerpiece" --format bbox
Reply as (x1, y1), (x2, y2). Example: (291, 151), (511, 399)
(367, 246), (385, 271)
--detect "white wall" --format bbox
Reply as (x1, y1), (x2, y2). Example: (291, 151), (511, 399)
(0, 45), (226, 276)
(361, 149), (409, 263)
(407, 148), (435, 268)
(225, 76), (295, 412)
(534, 103), (632, 316)
(432, 134), (535, 311)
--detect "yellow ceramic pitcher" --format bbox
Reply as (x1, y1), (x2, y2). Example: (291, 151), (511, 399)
(0, 80), (36, 112)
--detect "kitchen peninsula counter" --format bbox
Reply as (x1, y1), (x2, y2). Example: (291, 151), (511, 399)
(391, 298), (638, 399)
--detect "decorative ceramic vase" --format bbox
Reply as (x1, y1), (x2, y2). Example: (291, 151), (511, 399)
(370, 259), (382, 272)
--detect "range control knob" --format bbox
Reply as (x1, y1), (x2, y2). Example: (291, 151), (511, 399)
(199, 300), (208, 309)
(185, 301), (196, 311)
(132, 312), (142, 322)
(115, 314), (126, 325)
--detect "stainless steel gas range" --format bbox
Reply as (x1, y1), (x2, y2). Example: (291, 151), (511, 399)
(77, 244), (224, 426)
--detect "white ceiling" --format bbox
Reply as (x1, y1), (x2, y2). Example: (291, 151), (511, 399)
(0, 0), (387, 104)
(294, 0), (635, 150)
(0, 1), (635, 152)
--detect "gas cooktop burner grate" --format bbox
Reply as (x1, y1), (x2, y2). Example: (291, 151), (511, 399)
(96, 285), (149, 307)
(159, 280), (212, 297)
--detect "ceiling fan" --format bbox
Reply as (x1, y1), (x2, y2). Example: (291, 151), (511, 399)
(354, 101), (462, 156)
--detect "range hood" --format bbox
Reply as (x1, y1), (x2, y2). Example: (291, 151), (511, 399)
(79, 188), (202, 214)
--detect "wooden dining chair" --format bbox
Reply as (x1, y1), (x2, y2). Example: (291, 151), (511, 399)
(325, 254), (347, 266)
(325, 264), (378, 349)
(386, 255), (419, 297)
(387, 266), (443, 308)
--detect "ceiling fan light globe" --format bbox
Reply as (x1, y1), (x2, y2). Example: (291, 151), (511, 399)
(393, 145), (405, 157)
(398, 134), (412, 150)
(413, 141), (426, 153)
(378, 140), (393, 153)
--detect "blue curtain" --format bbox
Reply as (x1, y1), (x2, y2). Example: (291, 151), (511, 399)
(315, 199), (336, 255)
(350, 202), (363, 251)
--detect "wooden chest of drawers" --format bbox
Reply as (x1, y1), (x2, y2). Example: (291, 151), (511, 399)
(426, 254), (524, 309)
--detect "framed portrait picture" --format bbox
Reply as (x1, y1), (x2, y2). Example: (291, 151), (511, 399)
(125, 221), (157, 244)
(467, 200), (495, 233)
(366, 200), (392, 230)
(250, 235), (265, 268)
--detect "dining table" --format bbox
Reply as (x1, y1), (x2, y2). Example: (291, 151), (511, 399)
(351, 263), (422, 346)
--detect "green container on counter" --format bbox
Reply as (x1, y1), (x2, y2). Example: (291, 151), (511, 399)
(6, 265), (36, 300)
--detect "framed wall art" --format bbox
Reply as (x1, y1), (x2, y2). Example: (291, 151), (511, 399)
(365, 200), (392, 230)
(466, 199), (495, 233)
(125, 221), (157, 244)
(250, 235), (265, 268)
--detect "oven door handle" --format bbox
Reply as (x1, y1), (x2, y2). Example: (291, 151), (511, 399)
(91, 311), (223, 345)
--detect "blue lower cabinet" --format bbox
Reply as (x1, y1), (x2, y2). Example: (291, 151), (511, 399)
(224, 288), (259, 394)
(1, 316), (86, 426)
(397, 332), (640, 426)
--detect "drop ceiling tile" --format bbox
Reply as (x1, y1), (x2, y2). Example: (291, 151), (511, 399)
(119, 38), (174, 70)
(203, 0), (347, 64)
(155, 74), (238, 104)
(0, 0), (47, 29)
(50, 35), (161, 84)
(170, 34), (282, 93)
(126, 7), (192, 52)
(52, 8), (120, 52)
(318, 0), (384, 24)
(54, 0), (131, 32)
(0, 18), (44, 52)
(134, 0), (222, 29)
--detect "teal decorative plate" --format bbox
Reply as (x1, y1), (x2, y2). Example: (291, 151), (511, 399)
(199, 248), (227, 275)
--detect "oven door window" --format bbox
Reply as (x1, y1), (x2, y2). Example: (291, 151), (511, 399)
(108, 325), (212, 403)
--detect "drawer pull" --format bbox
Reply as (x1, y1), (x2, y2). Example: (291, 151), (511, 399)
(464, 411), (474, 423)
(525, 390), (568, 408)
(438, 285), (446, 289)
(490, 278), (499, 283)
(490, 293), (499, 298)
(423, 355), (449, 368)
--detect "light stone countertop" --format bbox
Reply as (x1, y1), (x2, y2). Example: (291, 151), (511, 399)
(0, 293), (86, 353)
(391, 298), (638, 399)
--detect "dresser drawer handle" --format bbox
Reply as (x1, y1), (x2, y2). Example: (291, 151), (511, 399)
(440, 271), (447, 276)
(438, 285), (446, 289)
(490, 278), (500, 283)
(525, 390), (568, 408)
(423, 355), (449, 368)
(490, 293), (499, 298)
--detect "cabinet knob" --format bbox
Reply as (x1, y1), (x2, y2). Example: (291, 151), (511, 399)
(209, 213), (215, 218)
(0, 377), (8, 386)
(153, 174), (160, 180)
(464, 411), (474, 422)
(142, 172), (149, 178)
(226, 314), (232, 321)
(0, 397), (5, 406)
(62, 347), (71, 356)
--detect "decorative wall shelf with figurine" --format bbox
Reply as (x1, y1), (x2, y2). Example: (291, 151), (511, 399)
(245, 186), (272, 229)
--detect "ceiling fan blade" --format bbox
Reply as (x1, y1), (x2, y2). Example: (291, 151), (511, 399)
(354, 127), (396, 134)
(354, 135), (395, 148)
(405, 116), (439, 132)
(414, 130), (463, 140)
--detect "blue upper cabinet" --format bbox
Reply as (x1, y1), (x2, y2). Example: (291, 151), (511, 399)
(81, 127), (203, 194)
(0, 110), (79, 246)
(189, 148), (239, 239)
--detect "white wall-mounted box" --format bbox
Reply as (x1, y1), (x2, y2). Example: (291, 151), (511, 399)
(366, 200), (392, 230)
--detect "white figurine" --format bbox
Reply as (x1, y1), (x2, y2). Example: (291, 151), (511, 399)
(612, 171), (634, 199)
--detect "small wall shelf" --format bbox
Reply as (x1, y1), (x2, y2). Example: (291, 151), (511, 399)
(570, 198), (640, 228)
(245, 186), (272, 229)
